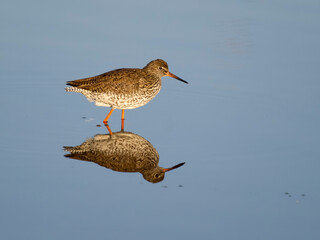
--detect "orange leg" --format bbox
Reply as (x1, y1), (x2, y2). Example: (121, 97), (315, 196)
(121, 109), (125, 131)
(104, 123), (113, 135)
(103, 108), (114, 123)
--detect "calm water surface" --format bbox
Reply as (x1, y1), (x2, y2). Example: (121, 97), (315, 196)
(1, 1), (320, 239)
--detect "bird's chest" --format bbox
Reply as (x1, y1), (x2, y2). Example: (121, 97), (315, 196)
(138, 78), (162, 100)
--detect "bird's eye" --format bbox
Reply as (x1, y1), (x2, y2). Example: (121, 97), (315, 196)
(158, 66), (163, 70)
(155, 174), (160, 178)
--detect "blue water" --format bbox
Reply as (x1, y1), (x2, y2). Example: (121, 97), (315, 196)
(1, 1), (320, 239)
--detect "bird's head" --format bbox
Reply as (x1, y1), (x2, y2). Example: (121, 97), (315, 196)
(142, 162), (185, 183)
(144, 59), (188, 84)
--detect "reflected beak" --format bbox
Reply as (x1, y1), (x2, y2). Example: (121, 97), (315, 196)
(166, 72), (188, 84)
(162, 162), (185, 172)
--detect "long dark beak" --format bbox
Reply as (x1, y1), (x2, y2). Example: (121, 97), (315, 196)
(166, 72), (188, 84)
(162, 162), (185, 172)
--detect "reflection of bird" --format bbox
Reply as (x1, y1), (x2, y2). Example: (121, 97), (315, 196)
(65, 59), (188, 125)
(63, 132), (185, 183)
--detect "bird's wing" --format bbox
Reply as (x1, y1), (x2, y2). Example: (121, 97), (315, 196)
(66, 68), (142, 93)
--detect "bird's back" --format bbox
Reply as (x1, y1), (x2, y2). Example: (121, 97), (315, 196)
(64, 133), (159, 173)
(65, 67), (162, 109)
(66, 68), (143, 93)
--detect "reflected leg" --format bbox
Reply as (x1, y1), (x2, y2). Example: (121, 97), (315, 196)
(104, 123), (113, 135)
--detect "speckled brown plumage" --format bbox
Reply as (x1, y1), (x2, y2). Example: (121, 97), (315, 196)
(63, 131), (185, 183)
(65, 59), (188, 123)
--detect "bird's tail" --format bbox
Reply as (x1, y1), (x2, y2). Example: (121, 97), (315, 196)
(65, 87), (81, 92)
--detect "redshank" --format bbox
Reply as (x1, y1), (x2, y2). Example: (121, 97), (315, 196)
(64, 131), (185, 183)
(65, 59), (188, 127)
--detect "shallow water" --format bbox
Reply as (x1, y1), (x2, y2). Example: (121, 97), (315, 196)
(1, 1), (320, 239)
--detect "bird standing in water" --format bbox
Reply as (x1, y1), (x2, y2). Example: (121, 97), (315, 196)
(65, 59), (188, 129)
